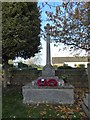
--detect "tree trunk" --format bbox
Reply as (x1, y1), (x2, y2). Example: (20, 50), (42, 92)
(3, 61), (9, 88)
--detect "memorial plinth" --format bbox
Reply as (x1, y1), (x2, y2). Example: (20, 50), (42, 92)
(22, 83), (74, 104)
(22, 23), (74, 104)
(41, 24), (59, 80)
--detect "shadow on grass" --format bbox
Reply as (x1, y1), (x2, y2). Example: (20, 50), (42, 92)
(2, 85), (89, 119)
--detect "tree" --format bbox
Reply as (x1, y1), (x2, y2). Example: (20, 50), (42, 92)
(39, 2), (90, 93)
(0, 41), (2, 64)
(39, 2), (90, 52)
(2, 2), (41, 87)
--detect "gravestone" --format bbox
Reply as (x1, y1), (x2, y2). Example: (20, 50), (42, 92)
(22, 23), (74, 104)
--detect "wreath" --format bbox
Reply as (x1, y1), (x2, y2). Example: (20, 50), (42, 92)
(47, 79), (58, 86)
(37, 79), (47, 86)
(37, 79), (58, 86)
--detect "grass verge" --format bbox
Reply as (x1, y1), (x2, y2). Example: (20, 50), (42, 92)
(2, 85), (88, 119)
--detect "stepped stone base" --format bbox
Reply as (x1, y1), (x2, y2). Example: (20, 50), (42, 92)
(22, 64), (74, 105)
(37, 76), (59, 81)
(41, 64), (60, 81)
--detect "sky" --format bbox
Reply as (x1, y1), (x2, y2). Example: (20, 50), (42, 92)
(39, 39), (86, 66)
(36, 2), (87, 65)
(13, 2), (87, 66)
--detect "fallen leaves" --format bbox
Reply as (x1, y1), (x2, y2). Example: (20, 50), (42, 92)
(3, 86), (89, 119)
(40, 111), (47, 116)
(56, 113), (60, 116)
(36, 103), (39, 106)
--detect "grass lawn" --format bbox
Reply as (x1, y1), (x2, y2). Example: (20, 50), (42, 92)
(2, 85), (89, 119)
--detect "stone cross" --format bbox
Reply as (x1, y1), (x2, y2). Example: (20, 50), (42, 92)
(44, 23), (51, 65)
(42, 23), (55, 77)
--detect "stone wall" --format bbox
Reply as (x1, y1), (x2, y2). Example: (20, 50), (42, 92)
(10, 69), (41, 85)
(55, 69), (88, 87)
(10, 68), (88, 87)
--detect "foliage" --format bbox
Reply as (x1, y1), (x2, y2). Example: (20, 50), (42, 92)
(2, 2), (41, 63)
(39, 2), (90, 52)
(28, 64), (43, 69)
(77, 64), (85, 69)
(18, 62), (28, 68)
(52, 65), (58, 70)
(8, 64), (42, 72)
(0, 41), (2, 64)
(57, 64), (72, 69)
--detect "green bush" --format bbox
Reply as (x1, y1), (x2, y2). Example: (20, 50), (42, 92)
(52, 65), (58, 70)
(57, 65), (72, 69)
(18, 62), (28, 68)
(77, 64), (85, 69)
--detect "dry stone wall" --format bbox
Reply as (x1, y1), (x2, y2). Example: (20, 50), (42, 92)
(10, 68), (88, 87)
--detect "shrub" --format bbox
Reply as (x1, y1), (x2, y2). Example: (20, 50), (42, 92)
(77, 64), (85, 69)
(57, 65), (72, 69)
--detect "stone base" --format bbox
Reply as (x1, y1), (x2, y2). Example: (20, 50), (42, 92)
(42, 65), (55, 77)
(22, 83), (74, 104)
(37, 76), (59, 81)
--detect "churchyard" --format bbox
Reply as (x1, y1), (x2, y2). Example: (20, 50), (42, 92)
(2, 81), (88, 119)
(2, 24), (90, 119)
(2, 63), (90, 120)
(2, 2), (90, 120)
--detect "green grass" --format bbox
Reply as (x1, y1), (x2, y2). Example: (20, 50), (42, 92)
(2, 87), (28, 118)
(2, 86), (88, 119)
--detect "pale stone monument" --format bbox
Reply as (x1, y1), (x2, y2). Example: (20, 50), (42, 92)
(22, 23), (74, 104)
(42, 24), (55, 77)
(40, 24), (59, 80)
